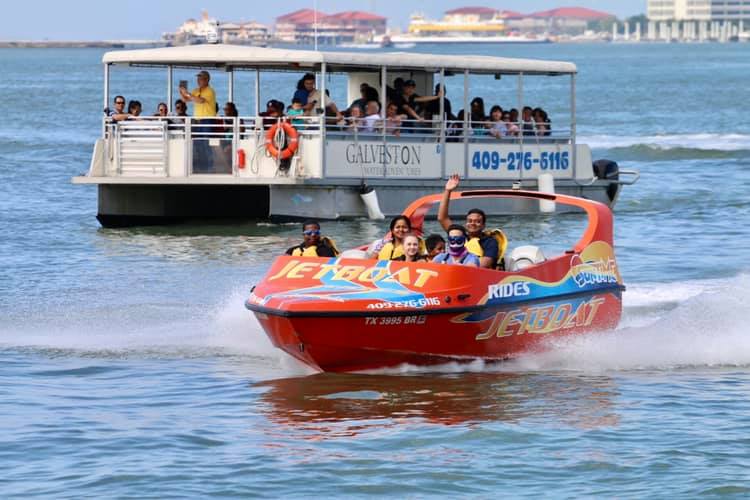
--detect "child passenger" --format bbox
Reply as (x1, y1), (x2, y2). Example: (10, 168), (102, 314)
(424, 234), (446, 259)
(394, 234), (427, 262)
(287, 97), (304, 126)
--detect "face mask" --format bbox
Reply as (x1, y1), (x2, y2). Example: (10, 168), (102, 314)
(448, 236), (466, 257)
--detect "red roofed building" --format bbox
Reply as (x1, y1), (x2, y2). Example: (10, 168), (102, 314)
(443, 6), (522, 22)
(527, 7), (613, 20)
(275, 9), (386, 43)
(508, 6), (615, 34)
(498, 10), (524, 19)
(445, 6), (499, 19)
(323, 11), (387, 37)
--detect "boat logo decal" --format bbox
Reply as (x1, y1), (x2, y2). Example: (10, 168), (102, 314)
(488, 281), (531, 299)
(571, 257), (619, 288)
(473, 296), (606, 340)
(261, 258), (439, 307)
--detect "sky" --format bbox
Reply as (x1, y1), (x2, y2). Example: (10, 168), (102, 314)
(1, 1), (646, 41)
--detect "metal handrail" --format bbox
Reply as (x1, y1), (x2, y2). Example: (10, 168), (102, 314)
(100, 114), (585, 180)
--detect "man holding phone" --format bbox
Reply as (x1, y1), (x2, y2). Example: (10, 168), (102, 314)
(179, 71), (217, 171)
(179, 71), (216, 118)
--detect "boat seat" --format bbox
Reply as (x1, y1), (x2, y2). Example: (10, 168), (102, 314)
(339, 249), (368, 259)
(506, 245), (546, 271)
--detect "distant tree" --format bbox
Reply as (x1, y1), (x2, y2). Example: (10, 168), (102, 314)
(587, 16), (617, 33)
(626, 14), (648, 26)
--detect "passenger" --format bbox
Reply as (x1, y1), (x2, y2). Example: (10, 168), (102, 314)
(173, 99), (188, 117)
(344, 105), (364, 132)
(285, 220), (339, 257)
(424, 234), (446, 259)
(533, 107), (551, 136)
(293, 73), (317, 115)
(105, 95), (129, 121)
(287, 97), (304, 126)
(393, 234), (427, 262)
(260, 99), (284, 129)
(446, 109), (465, 141)
(314, 89), (344, 126)
(510, 108), (521, 135)
(154, 102), (168, 118)
(469, 97), (487, 135)
(423, 84), (454, 123)
(362, 100), (381, 133)
(384, 102), (405, 137)
(399, 79), (442, 132)
(221, 102), (244, 136)
(386, 77), (405, 104)
(397, 79), (423, 132)
(179, 70), (217, 119)
(368, 215), (413, 260)
(432, 225), (480, 267)
(521, 106), (535, 136)
(487, 105), (506, 138)
(349, 83), (373, 113)
(437, 174), (501, 269)
(179, 71), (217, 170)
(502, 111), (519, 136)
(127, 100), (142, 118)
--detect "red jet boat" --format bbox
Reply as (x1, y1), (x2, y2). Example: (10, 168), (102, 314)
(246, 190), (624, 373)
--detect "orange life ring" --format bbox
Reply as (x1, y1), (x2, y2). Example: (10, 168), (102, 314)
(265, 121), (299, 160)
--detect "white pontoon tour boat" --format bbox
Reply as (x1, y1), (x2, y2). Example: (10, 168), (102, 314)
(73, 44), (638, 227)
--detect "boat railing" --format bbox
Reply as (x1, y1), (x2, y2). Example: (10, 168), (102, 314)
(99, 114), (575, 179)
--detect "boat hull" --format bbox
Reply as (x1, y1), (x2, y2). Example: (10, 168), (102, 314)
(88, 178), (618, 227)
(253, 289), (621, 372)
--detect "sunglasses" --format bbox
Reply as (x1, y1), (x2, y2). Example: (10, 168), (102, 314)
(303, 229), (320, 236)
(115, 100), (125, 105)
(448, 236), (466, 245)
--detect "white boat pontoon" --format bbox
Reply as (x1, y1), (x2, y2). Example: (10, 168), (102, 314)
(73, 44), (638, 227)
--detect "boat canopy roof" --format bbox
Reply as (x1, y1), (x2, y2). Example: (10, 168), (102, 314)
(102, 44), (576, 76)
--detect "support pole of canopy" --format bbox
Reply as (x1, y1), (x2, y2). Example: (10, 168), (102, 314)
(103, 63), (110, 112)
(167, 65), (173, 112)
(103, 63), (110, 138)
(381, 65), (387, 178)
(463, 69), (469, 179)
(517, 72), (524, 183)
(571, 73), (577, 182)
(254, 69), (260, 116)
(320, 62), (327, 178)
(439, 68), (445, 179)
(228, 67), (234, 103)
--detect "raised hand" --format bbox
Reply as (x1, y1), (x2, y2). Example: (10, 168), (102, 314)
(445, 174), (460, 192)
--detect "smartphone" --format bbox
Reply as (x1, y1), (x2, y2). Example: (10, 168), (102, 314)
(179, 80), (188, 89)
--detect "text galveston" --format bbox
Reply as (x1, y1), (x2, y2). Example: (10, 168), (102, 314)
(345, 144), (423, 166)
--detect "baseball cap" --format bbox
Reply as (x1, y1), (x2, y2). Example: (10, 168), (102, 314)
(196, 70), (210, 79)
(404, 79), (416, 87)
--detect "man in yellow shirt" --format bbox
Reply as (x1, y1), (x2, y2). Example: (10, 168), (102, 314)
(179, 70), (216, 117)
(179, 71), (217, 172)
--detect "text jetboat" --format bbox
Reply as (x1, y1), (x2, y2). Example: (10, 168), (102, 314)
(245, 190), (624, 373)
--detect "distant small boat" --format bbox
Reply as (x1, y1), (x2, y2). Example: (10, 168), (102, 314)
(338, 42), (381, 50)
(382, 34), (551, 44)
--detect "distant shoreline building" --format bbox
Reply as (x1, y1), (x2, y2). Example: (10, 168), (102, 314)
(647, 0), (750, 22)
(509, 7), (614, 34)
(645, 0), (749, 41)
(164, 11), (269, 46)
(404, 6), (613, 38)
(275, 9), (386, 44)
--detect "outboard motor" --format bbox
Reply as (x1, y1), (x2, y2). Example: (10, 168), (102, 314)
(593, 159), (620, 203)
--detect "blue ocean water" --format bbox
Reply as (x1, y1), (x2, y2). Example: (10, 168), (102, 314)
(2, 43), (750, 497)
